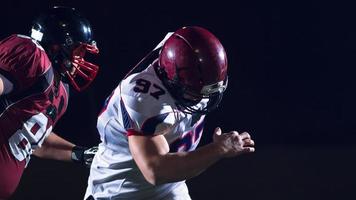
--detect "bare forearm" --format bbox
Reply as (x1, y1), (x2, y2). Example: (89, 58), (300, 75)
(130, 128), (255, 185)
(33, 132), (75, 161)
(152, 143), (224, 184)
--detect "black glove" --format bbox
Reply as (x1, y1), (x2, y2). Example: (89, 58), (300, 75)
(71, 146), (98, 167)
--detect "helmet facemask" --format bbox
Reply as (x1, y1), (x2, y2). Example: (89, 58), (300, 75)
(65, 41), (99, 91)
(156, 64), (228, 114)
(171, 77), (228, 115)
(46, 40), (99, 92)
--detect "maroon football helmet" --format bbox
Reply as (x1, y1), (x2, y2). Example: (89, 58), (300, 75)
(157, 26), (228, 114)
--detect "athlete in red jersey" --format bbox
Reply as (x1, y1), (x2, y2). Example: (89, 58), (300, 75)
(0, 7), (99, 199)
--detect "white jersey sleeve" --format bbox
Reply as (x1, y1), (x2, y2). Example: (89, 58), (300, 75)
(110, 65), (179, 137)
(120, 77), (173, 136)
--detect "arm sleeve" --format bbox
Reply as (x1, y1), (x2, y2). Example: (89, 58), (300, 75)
(119, 75), (176, 136)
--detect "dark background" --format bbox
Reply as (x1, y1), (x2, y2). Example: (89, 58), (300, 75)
(1, 0), (356, 199)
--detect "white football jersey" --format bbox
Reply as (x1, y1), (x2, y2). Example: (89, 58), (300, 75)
(85, 63), (206, 200)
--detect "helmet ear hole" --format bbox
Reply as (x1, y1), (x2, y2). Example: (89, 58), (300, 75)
(65, 36), (74, 46)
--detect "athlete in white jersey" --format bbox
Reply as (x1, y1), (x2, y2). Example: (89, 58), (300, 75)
(85, 26), (255, 200)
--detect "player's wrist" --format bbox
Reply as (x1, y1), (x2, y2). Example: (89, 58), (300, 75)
(71, 145), (86, 164)
(71, 145), (98, 167)
(209, 142), (227, 159)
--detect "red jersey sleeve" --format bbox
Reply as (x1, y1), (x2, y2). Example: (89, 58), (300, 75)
(0, 34), (51, 92)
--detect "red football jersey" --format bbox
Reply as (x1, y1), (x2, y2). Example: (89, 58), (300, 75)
(0, 34), (69, 164)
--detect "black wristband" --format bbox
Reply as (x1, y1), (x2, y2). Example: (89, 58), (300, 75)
(71, 146), (87, 163)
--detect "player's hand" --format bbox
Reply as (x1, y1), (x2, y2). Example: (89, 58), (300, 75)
(212, 127), (255, 158)
(83, 146), (98, 167)
(71, 146), (98, 168)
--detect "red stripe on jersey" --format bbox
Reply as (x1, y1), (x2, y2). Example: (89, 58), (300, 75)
(17, 139), (28, 150)
(30, 123), (40, 135)
(127, 129), (144, 136)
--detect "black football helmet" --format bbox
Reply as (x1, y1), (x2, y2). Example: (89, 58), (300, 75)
(156, 26), (228, 114)
(30, 6), (99, 91)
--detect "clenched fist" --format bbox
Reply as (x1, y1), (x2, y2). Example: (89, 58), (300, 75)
(213, 127), (255, 158)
